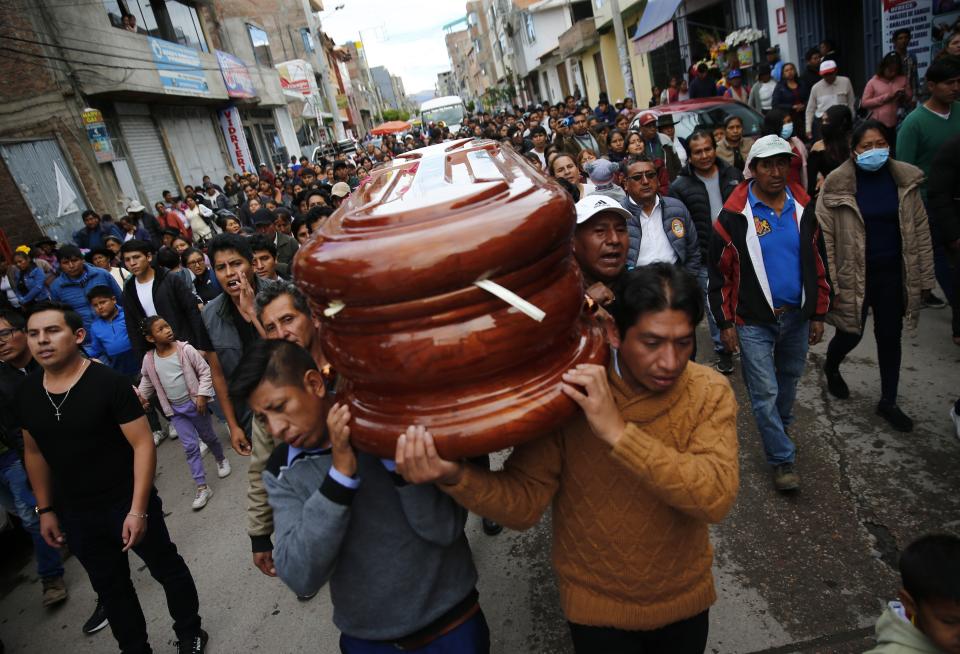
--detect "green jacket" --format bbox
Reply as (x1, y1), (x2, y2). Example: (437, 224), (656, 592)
(864, 603), (942, 654)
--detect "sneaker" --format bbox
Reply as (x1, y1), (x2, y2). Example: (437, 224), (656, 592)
(152, 430), (164, 447)
(168, 424), (179, 439)
(877, 403), (913, 432)
(199, 441), (209, 456)
(922, 291), (946, 309)
(41, 576), (67, 608)
(82, 599), (109, 635)
(715, 351), (734, 375)
(192, 486), (213, 511)
(216, 458), (231, 479)
(772, 463), (800, 492)
(825, 366), (850, 399)
(296, 591), (318, 602)
(950, 405), (960, 440)
(176, 629), (208, 654)
(481, 518), (503, 536)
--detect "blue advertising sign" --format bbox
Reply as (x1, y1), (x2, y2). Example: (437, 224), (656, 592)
(148, 37), (210, 96)
(215, 50), (256, 99)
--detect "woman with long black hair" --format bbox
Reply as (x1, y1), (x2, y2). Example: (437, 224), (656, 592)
(806, 104), (853, 199)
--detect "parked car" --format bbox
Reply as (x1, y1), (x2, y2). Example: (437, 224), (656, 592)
(310, 138), (358, 163)
(630, 97), (764, 140)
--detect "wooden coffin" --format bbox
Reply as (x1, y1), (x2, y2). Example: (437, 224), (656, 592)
(293, 138), (608, 459)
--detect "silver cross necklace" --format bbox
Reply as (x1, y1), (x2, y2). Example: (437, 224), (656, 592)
(43, 359), (89, 421)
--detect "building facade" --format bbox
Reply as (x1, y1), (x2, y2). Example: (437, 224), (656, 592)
(0, 0), (321, 247)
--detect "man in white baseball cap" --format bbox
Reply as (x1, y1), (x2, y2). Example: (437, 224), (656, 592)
(707, 134), (832, 493)
(573, 195), (631, 296)
(804, 58), (855, 139)
(124, 200), (162, 248)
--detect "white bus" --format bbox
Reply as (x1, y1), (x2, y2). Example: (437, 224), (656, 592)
(420, 96), (466, 134)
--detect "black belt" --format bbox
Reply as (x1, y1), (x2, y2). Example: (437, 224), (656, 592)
(772, 305), (798, 318)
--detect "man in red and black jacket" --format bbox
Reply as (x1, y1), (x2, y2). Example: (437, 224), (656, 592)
(707, 135), (832, 494)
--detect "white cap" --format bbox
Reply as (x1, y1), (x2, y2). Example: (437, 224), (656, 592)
(126, 200), (145, 212)
(747, 135), (798, 164)
(819, 59), (838, 74)
(331, 182), (351, 198)
(574, 194), (633, 226)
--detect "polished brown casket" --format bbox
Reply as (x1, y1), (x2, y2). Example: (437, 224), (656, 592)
(293, 138), (608, 459)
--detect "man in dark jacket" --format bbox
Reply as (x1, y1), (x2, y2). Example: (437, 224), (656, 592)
(252, 209), (299, 277)
(926, 134), (960, 438)
(620, 156), (700, 278)
(689, 63), (718, 98)
(669, 129), (743, 373)
(73, 210), (123, 250)
(708, 135), (831, 493)
(119, 240), (211, 358)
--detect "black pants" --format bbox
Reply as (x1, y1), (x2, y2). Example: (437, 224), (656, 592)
(568, 610), (709, 654)
(826, 262), (903, 405)
(951, 248), (960, 339)
(60, 491), (201, 654)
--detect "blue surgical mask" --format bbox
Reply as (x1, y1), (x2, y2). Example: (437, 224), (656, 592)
(855, 148), (889, 171)
(780, 123), (794, 139)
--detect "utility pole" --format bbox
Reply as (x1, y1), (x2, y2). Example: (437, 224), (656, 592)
(609, 0), (635, 102)
(300, 0), (346, 141)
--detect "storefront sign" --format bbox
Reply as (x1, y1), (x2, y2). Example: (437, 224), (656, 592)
(881, 0), (934, 84)
(276, 59), (317, 98)
(149, 37), (210, 96)
(80, 108), (114, 163)
(216, 50), (256, 99)
(218, 107), (253, 174)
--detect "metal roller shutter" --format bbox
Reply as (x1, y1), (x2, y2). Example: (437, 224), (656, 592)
(158, 107), (230, 186)
(117, 107), (178, 208)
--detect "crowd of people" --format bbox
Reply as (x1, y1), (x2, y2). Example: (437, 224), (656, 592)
(0, 28), (958, 654)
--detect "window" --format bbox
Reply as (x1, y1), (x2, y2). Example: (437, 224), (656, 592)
(473, 38), (483, 53)
(300, 27), (315, 54)
(467, 11), (479, 26)
(248, 24), (273, 67)
(524, 13), (536, 44)
(103, 0), (208, 52)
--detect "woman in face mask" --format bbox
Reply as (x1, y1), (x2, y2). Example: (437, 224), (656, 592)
(760, 108), (808, 189)
(815, 120), (936, 433)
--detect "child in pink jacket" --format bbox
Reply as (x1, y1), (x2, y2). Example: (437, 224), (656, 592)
(138, 316), (231, 510)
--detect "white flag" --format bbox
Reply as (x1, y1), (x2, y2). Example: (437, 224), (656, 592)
(54, 161), (79, 217)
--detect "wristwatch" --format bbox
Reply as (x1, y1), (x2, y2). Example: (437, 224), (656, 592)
(34, 506), (54, 515)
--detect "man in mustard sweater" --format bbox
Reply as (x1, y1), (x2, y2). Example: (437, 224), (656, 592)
(397, 263), (740, 653)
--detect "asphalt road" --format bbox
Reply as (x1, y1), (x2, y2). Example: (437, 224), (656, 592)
(0, 306), (957, 653)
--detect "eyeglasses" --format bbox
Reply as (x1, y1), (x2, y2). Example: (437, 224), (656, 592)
(628, 171), (659, 182)
(186, 259), (205, 267)
(0, 327), (22, 341)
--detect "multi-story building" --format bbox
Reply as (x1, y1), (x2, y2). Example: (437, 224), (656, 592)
(370, 65), (400, 111)
(465, 0), (499, 108)
(443, 23), (474, 105)
(0, 0), (318, 247)
(436, 71), (456, 97)
(341, 40), (382, 131)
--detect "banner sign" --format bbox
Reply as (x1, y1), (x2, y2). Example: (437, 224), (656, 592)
(216, 50), (256, 98)
(149, 37), (210, 96)
(276, 59), (317, 97)
(218, 107), (253, 174)
(80, 108), (114, 163)
(881, 0), (935, 84)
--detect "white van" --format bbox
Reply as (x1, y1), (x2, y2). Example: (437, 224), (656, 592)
(420, 96), (466, 134)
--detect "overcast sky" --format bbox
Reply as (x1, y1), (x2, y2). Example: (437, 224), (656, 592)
(320, 0), (467, 95)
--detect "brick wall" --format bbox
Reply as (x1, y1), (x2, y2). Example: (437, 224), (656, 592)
(0, 5), (60, 105)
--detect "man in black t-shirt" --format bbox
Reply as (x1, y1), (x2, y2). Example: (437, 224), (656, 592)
(17, 302), (208, 654)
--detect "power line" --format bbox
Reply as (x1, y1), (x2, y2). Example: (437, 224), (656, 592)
(0, 33), (228, 72)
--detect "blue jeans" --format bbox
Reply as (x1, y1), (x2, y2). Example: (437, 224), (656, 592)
(0, 452), (65, 579)
(339, 610), (490, 654)
(698, 266), (724, 354)
(737, 310), (810, 466)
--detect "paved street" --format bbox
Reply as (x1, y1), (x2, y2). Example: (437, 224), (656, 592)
(0, 307), (957, 653)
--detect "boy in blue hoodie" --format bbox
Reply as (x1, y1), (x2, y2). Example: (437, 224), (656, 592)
(86, 286), (139, 377)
